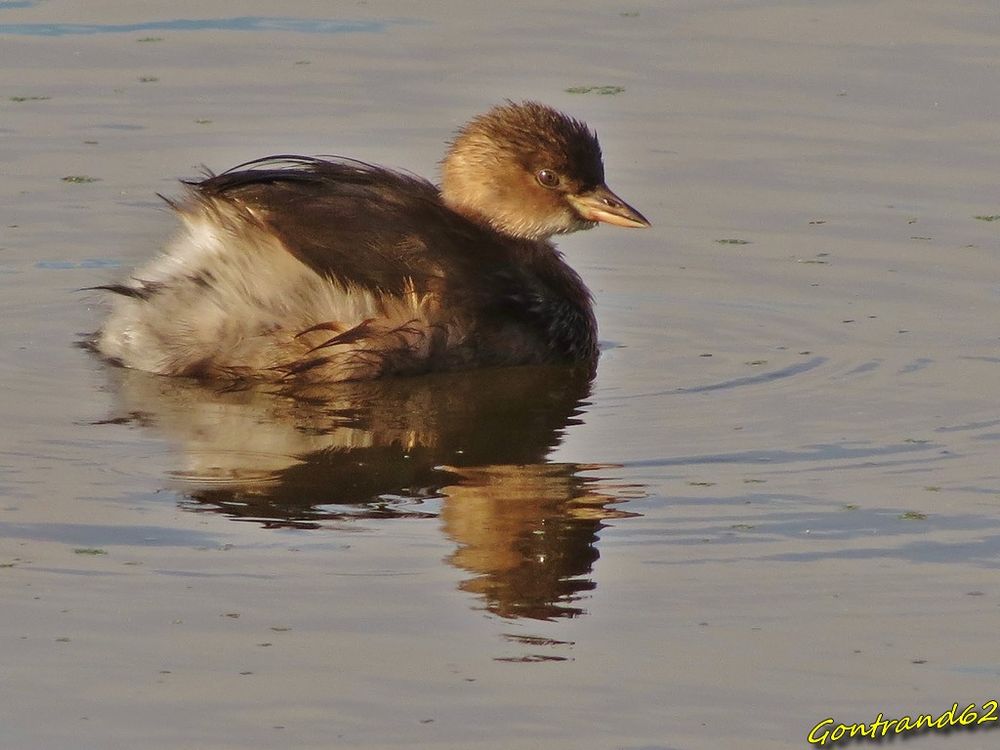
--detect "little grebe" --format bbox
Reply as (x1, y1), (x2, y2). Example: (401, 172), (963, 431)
(95, 101), (649, 384)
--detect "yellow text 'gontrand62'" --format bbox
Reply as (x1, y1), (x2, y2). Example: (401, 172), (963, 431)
(808, 701), (997, 746)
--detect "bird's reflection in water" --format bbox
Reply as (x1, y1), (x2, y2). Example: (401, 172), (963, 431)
(105, 365), (641, 620)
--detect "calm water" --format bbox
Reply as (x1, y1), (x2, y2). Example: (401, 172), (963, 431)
(2, 1), (999, 749)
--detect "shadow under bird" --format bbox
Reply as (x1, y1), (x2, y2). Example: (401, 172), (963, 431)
(92, 101), (650, 387)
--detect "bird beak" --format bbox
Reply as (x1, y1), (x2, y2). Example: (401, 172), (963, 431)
(567, 184), (651, 228)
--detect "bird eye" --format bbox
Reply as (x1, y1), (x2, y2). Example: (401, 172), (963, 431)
(536, 169), (560, 188)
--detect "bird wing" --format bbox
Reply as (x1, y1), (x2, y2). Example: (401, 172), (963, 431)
(189, 156), (466, 295)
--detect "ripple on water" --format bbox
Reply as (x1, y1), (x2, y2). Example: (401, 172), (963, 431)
(0, 17), (412, 37)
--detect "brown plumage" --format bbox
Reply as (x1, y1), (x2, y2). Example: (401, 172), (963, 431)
(94, 101), (649, 387)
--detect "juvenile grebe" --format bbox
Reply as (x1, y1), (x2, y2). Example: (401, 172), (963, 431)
(95, 101), (649, 384)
